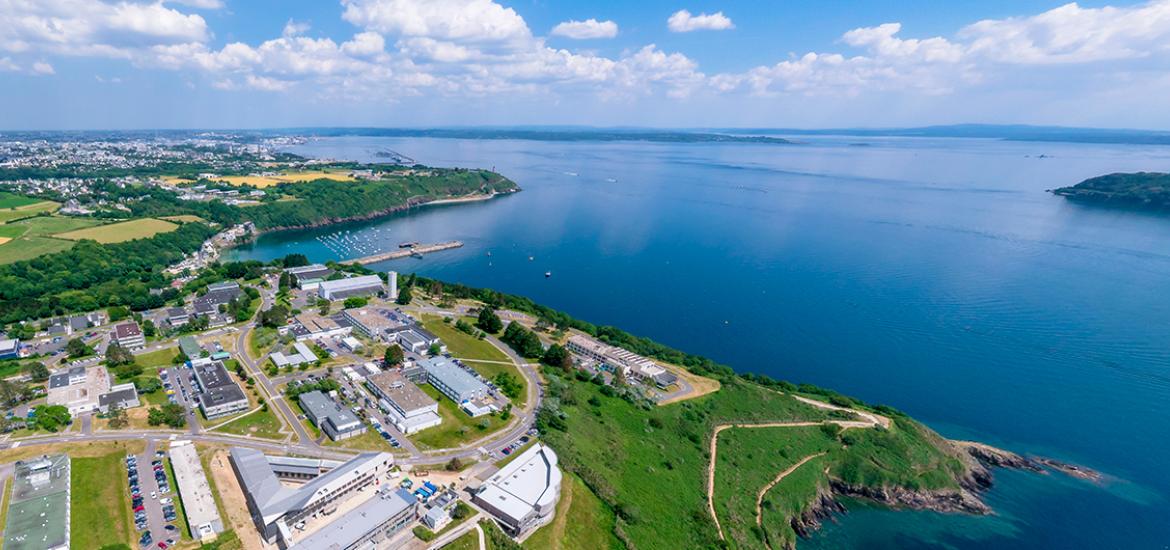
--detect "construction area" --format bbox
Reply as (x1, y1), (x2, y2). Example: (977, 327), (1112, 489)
(3, 455), (70, 550)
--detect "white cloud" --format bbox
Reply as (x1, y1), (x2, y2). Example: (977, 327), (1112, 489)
(0, 0), (210, 57)
(340, 0), (531, 45)
(165, 0), (224, 9)
(31, 61), (54, 74)
(283, 20), (311, 38)
(550, 19), (618, 39)
(0, 57), (18, 71)
(667, 10), (734, 32)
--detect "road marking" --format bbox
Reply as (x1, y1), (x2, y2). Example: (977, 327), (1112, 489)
(11, 442), (19, 448)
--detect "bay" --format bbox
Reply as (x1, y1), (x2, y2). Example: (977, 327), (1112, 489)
(229, 135), (1170, 548)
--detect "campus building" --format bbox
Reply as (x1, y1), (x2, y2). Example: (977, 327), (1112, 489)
(112, 321), (145, 348)
(0, 338), (20, 360)
(284, 312), (352, 341)
(97, 382), (140, 413)
(390, 325), (444, 354)
(566, 334), (678, 388)
(286, 487), (417, 550)
(167, 307), (190, 327)
(229, 447), (396, 547)
(317, 275), (384, 301)
(420, 357), (488, 404)
(192, 361), (249, 418)
(473, 444), (562, 536)
(47, 365), (111, 415)
(271, 342), (319, 369)
(367, 372), (442, 434)
(3, 455), (71, 550)
(169, 441), (226, 542)
(298, 390), (367, 441)
(284, 264), (334, 290)
(342, 308), (408, 339)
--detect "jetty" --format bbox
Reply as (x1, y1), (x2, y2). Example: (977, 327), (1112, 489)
(343, 241), (464, 265)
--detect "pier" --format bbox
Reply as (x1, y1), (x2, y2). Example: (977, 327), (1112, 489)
(343, 240), (464, 265)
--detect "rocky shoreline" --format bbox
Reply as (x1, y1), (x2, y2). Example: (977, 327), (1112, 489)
(784, 440), (1101, 549)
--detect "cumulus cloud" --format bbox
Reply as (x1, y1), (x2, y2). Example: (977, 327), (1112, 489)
(166, 0), (224, 9)
(341, 0), (531, 45)
(0, 0), (210, 57)
(283, 20), (311, 38)
(667, 10), (734, 32)
(550, 19), (618, 39)
(31, 61), (54, 75)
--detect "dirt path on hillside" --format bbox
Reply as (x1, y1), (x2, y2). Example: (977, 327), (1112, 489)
(706, 394), (890, 542)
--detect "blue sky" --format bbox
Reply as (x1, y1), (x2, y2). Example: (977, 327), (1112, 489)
(1, 0), (1167, 130)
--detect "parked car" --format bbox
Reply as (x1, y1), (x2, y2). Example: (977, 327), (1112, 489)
(134, 505), (145, 513)
(151, 491), (157, 499)
(160, 497), (173, 505)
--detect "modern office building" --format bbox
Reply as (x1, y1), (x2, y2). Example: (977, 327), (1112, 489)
(47, 365), (111, 416)
(298, 390), (367, 441)
(285, 264), (334, 290)
(3, 455), (71, 550)
(367, 372), (442, 434)
(284, 312), (352, 341)
(169, 441), (226, 542)
(112, 322), (145, 348)
(473, 444), (562, 536)
(229, 447), (395, 546)
(318, 275), (384, 301)
(167, 307), (190, 327)
(287, 487), (417, 550)
(192, 361), (249, 418)
(391, 325), (444, 354)
(420, 357), (489, 404)
(566, 334), (676, 386)
(193, 281), (243, 323)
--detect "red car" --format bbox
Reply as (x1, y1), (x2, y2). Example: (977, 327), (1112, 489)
(157, 543), (168, 549)
(133, 505), (145, 513)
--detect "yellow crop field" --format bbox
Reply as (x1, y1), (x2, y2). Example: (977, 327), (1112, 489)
(211, 169), (357, 188)
(159, 214), (206, 223)
(55, 218), (178, 243)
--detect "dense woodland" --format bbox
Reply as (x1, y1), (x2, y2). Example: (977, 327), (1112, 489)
(1052, 172), (1170, 209)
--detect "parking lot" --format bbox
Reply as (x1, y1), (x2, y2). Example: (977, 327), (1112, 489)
(127, 440), (181, 549)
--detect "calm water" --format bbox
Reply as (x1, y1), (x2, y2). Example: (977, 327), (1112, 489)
(231, 136), (1170, 549)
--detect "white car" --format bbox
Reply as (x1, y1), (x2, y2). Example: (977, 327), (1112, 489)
(151, 491), (157, 499)
(160, 498), (173, 505)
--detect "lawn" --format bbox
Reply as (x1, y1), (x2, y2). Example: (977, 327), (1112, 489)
(212, 408), (285, 440)
(422, 315), (528, 407)
(523, 473), (622, 550)
(9, 215), (103, 236)
(55, 217), (178, 243)
(159, 214), (206, 223)
(71, 452), (133, 549)
(136, 347), (181, 370)
(322, 427), (392, 451)
(410, 384), (509, 450)
(249, 326), (278, 358)
(442, 529), (479, 550)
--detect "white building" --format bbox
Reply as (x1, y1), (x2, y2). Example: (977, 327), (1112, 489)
(367, 372), (442, 434)
(169, 441), (226, 542)
(271, 342), (319, 368)
(317, 275), (384, 301)
(47, 365), (111, 415)
(112, 322), (145, 349)
(473, 443), (562, 536)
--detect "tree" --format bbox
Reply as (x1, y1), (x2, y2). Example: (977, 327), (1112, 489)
(451, 501), (472, 520)
(501, 322), (542, 357)
(282, 253), (309, 268)
(278, 271), (291, 290)
(428, 343), (442, 356)
(384, 345), (404, 367)
(396, 285), (413, 305)
(147, 403), (186, 428)
(24, 362), (49, 383)
(107, 306), (131, 322)
(259, 304), (289, 328)
(343, 296), (368, 309)
(107, 403), (129, 429)
(142, 319), (156, 338)
(476, 307), (503, 334)
(32, 404), (71, 432)
(134, 377), (162, 394)
(541, 344), (572, 372)
(105, 341), (135, 367)
(493, 372), (522, 399)
(65, 337), (92, 358)
(445, 457), (465, 471)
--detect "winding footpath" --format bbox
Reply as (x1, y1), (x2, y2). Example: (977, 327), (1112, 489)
(705, 394), (891, 543)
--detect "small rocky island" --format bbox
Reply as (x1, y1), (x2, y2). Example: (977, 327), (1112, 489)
(1051, 172), (1170, 210)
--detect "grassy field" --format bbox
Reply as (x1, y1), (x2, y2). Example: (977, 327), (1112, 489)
(713, 426), (841, 549)
(0, 440), (145, 463)
(0, 215), (107, 264)
(159, 214), (206, 223)
(523, 473), (622, 550)
(0, 234), (74, 264)
(410, 384), (509, 450)
(421, 315), (528, 407)
(249, 326), (278, 358)
(136, 347), (181, 370)
(71, 452), (133, 549)
(0, 199), (58, 224)
(10, 215), (103, 236)
(0, 192), (40, 209)
(55, 217), (178, 243)
(205, 170), (357, 188)
(537, 373), (970, 550)
(212, 408), (285, 440)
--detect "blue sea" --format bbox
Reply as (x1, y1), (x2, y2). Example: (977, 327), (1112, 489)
(229, 135), (1170, 549)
